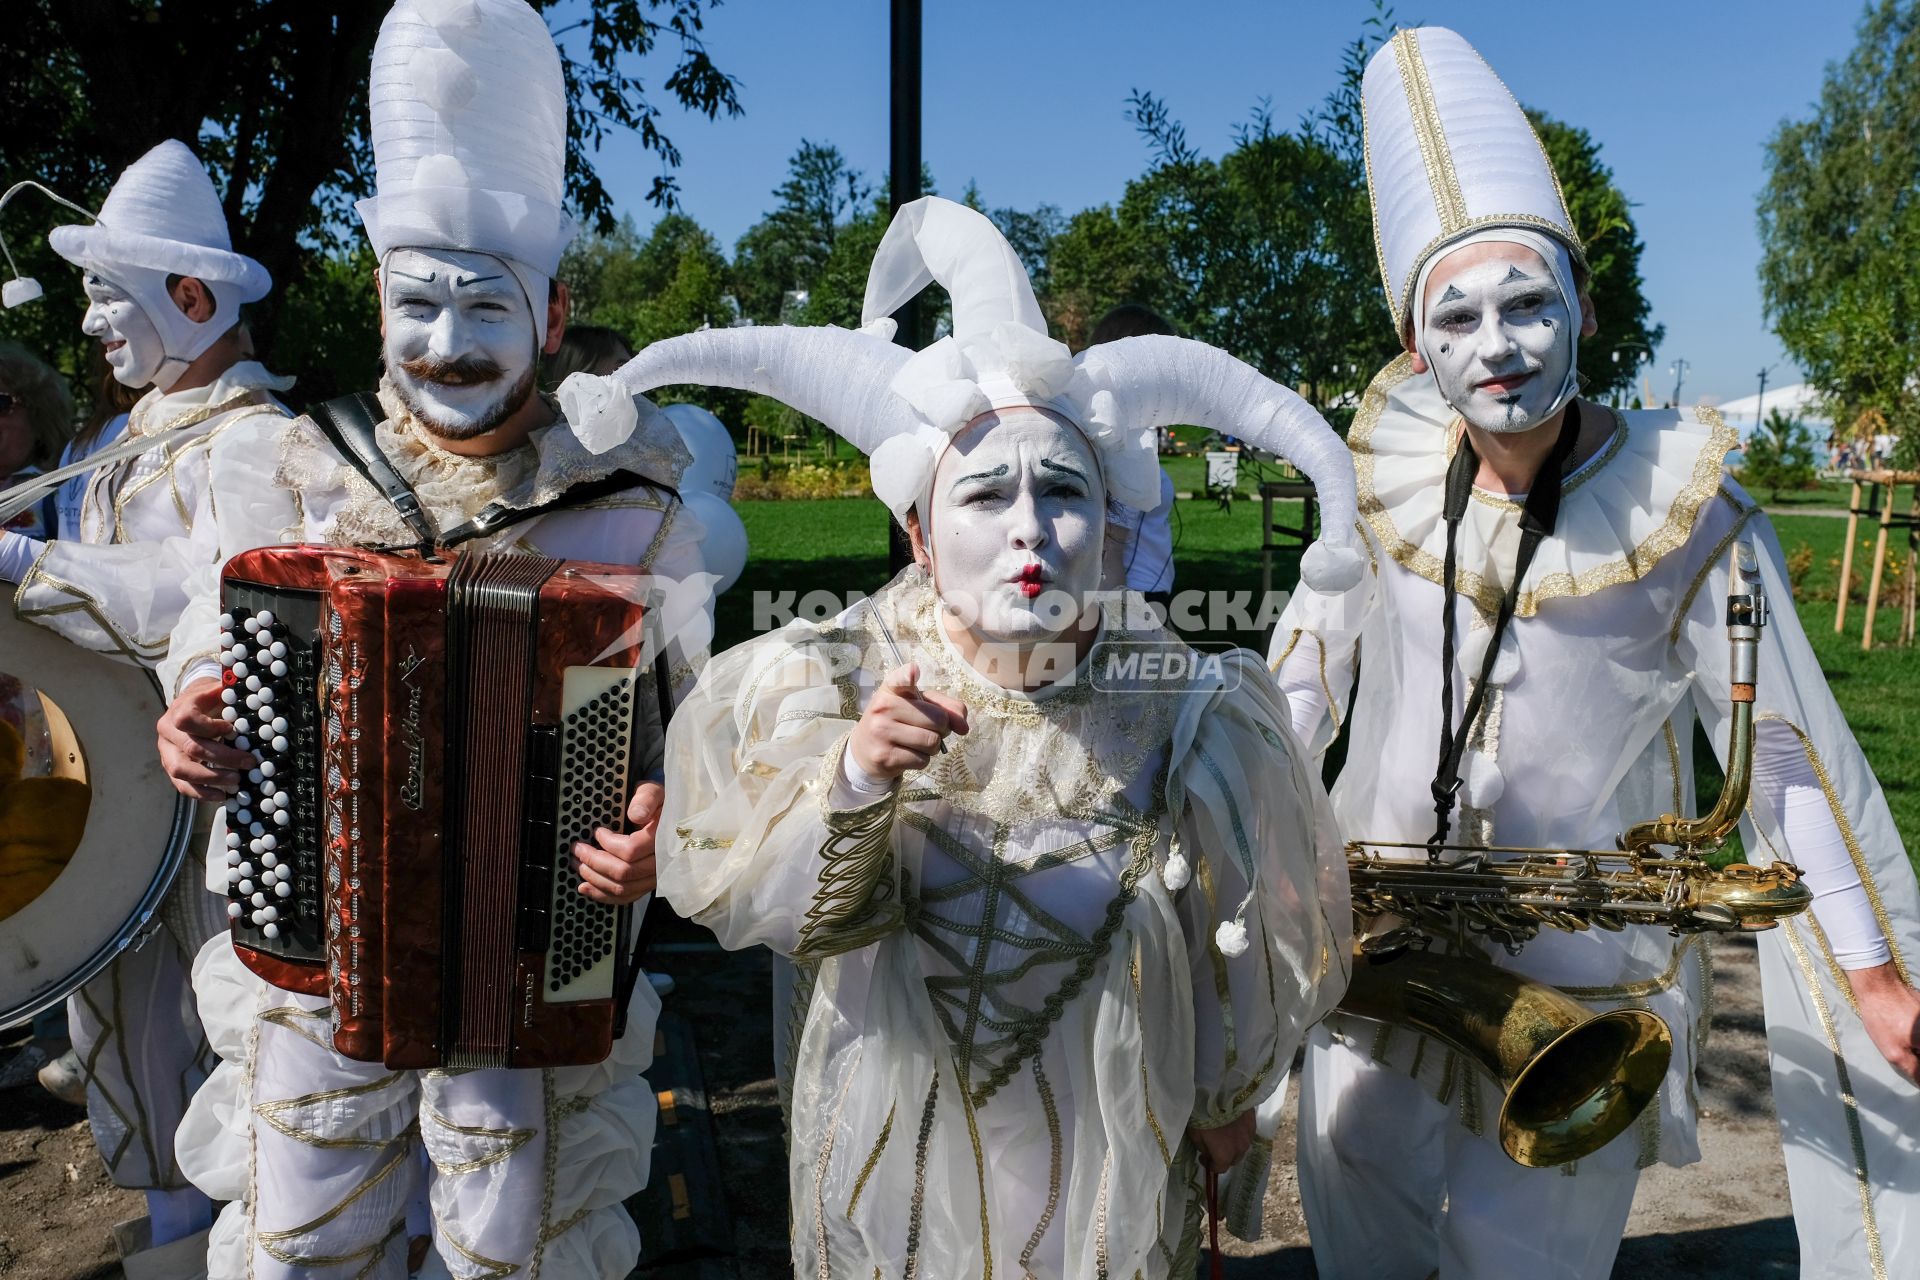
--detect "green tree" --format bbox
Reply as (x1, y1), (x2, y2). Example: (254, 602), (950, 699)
(0, 0), (742, 407)
(1760, 0), (1920, 470)
(1739, 408), (1821, 501)
(1528, 112), (1666, 399)
(730, 141), (871, 324)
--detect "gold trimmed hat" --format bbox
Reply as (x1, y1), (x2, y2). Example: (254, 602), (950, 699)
(1363, 26), (1585, 335)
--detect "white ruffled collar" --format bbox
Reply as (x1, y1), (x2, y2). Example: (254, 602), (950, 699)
(1352, 354), (1738, 617)
(276, 377), (686, 547)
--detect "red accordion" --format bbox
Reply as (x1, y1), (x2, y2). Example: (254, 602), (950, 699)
(216, 545), (664, 1069)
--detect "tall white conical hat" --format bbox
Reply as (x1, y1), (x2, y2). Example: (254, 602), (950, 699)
(355, 0), (574, 334)
(610, 197), (1365, 591)
(1363, 26), (1584, 335)
(47, 140), (270, 299)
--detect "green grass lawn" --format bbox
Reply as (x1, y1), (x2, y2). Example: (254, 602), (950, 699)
(727, 495), (1918, 862)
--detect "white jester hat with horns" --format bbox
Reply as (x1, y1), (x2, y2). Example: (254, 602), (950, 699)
(598, 196), (1365, 592)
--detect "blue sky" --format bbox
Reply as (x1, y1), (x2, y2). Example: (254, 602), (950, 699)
(579, 0), (1865, 407)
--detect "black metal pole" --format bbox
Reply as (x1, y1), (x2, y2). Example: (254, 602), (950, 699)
(885, 0), (922, 576)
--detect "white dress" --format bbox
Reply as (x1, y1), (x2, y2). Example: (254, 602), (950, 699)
(10, 362), (292, 1195)
(168, 381), (711, 1280)
(1275, 356), (1920, 1276)
(660, 565), (1350, 1279)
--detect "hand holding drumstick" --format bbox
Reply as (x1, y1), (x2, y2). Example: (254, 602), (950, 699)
(848, 663), (970, 781)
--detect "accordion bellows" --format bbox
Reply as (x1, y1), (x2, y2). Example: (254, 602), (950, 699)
(217, 545), (664, 1068)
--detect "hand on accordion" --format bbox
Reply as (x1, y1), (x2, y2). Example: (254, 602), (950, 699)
(572, 778), (663, 905)
(156, 675), (257, 802)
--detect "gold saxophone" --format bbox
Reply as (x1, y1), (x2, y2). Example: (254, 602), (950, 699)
(1338, 540), (1812, 1167)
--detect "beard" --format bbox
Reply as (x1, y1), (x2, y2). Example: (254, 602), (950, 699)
(388, 352), (539, 441)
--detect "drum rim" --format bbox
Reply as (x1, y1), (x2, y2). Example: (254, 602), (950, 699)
(0, 620), (199, 1031)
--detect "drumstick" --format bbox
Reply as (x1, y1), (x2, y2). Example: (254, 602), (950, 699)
(864, 599), (946, 755)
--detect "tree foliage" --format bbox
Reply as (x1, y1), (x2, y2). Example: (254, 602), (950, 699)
(1739, 408), (1821, 501)
(1528, 112), (1666, 398)
(0, 0), (742, 409)
(1760, 0), (1920, 470)
(730, 141), (871, 324)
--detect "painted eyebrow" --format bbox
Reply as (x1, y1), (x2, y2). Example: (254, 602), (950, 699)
(1500, 266), (1537, 284)
(1436, 284), (1466, 304)
(453, 272), (507, 288)
(389, 268), (437, 284)
(949, 463), (1010, 490)
(1039, 457), (1089, 483)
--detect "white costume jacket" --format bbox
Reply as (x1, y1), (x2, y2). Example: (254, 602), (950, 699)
(660, 566), (1350, 1279)
(14, 360), (292, 671)
(170, 380), (709, 1280)
(1275, 357), (1920, 1271)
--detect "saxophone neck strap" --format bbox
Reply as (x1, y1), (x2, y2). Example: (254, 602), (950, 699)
(1428, 405), (1582, 854)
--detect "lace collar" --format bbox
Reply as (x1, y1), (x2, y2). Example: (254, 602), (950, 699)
(1351, 354), (1738, 617)
(277, 376), (685, 546)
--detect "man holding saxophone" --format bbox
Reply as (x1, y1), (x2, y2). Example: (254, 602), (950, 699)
(1270, 25), (1920, 1280)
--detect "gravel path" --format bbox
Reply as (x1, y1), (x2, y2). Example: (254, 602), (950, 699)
(0, 933), (1801, 1278)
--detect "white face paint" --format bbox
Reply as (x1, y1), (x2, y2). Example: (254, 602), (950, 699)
(1420, 245), (1574, 434)
(928, 411), (1106, 647)
(382, 247), (540, 440)
(82, 272), (167, 389)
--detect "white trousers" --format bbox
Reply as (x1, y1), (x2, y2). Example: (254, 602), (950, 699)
(1297, 1025), (1639, 1280)
(68, 872), (225, 1190)
(178, 937), (659, 1280)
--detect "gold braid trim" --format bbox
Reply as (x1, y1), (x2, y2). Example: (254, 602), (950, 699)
(792, 741), (905, 957)
(1780, 917), (1889, 1280)
(1349, 356), (1738, 617)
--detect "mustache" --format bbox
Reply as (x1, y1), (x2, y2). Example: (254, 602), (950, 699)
(395, 353), (506, 386)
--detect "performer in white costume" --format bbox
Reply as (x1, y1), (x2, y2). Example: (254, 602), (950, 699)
(151, 3), (711, 1276)
(0, 137), (292, 1275)
(1273, 27), (1920, 1280)
(624, 196), (1359, 1279)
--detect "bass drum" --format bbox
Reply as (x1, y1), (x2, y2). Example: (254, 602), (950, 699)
(0, 609), (195, 1028)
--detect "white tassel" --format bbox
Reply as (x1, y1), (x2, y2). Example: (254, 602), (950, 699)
(1464, 752), (1505, 807)
(1215, 919), (1250, 958)
(1489, 641), (1520, 685)
(1161, 852), (1191, 892)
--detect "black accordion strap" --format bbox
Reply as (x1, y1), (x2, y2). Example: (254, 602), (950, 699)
(433, 470), (672, 550)
(307, 392), (436, 547)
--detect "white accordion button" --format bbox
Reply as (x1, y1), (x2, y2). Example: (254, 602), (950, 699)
(270, 718), (288, 735)
(272, 735), (289, 753)
(269, 641), (287, 659)
(263, 923), (281, 939)
(227, 902), (242, 919)
(244, 675), (262, 691)
(221, 706), (237, 722)
(227, 868), (242, 885)
(238, 879), (254, 895)
(222, 688), (238, 705)
(259, 761), (276, 778)
(233, 717), (250, 734)
(243, 617), (260, 634)
(219, 612), (234, 630)
(232, 661), (248, 678)
(258, 611), (275, 627)
(236, 861), (253, 877)
(273, 881), (291, 898)
(261, 852), (278, 869)
(273, 809), (290, 826)
(225, 832), (242, 849)
(249, 822), (265, 837)
(258, 686), (275, 704)
(251, 892), (267, 908)
(270, 661), (288, 678)
(260, 832), (277, 849)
